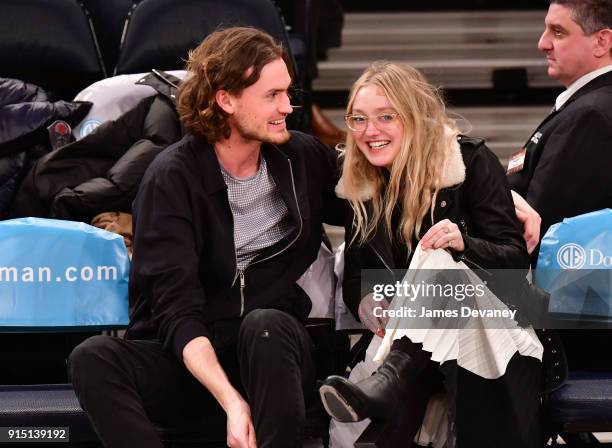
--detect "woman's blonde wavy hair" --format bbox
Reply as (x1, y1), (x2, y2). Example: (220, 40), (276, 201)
(177, 27), (292, 143)
(340, 61), (458, 253)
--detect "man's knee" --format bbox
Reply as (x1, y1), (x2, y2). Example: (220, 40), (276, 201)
(238, 309), (312, 370)
(239, 308), (295, 342)
(69, 335), (119, 387)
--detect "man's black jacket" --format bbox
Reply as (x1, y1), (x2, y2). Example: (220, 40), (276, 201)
(125, 131), (343, 360)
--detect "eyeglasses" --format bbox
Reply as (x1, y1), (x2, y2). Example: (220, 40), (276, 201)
(344, 113), (399, 132)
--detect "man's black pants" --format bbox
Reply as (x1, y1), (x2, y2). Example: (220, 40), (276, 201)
(69, 309), (315, 448)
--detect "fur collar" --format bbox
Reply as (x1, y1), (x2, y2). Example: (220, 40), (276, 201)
(335, 132), (466, 201)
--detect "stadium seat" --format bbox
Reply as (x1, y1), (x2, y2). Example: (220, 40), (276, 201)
(115, 0), (291, 75)
(0, 218), (331, 446)
(551, 372), (612, 429)
(0, 0), (107, 99)
(0, 381), (329, 447)
(114, 0), (309, 130)
(80, 0), (135, 76)
(0, 384), (100, 444)
(547, 372), (612, 445)
(0, 382), (229, 445)
(535, 210), (612, 444)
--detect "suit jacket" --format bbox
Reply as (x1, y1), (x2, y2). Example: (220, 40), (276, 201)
(508, 70), (612, 266)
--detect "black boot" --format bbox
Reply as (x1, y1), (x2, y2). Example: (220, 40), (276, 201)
(319, 349), (426, 423)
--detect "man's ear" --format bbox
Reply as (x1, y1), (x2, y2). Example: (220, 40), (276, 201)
(215, 90), (235, 114)
(593, 28), (612, 58)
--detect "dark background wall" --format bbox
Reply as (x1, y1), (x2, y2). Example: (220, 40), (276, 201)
(339, 0), (548, 12)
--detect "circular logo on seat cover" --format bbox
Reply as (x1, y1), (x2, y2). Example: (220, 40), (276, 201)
(557, 243), (586, 269)
(79, 119), (102, 138)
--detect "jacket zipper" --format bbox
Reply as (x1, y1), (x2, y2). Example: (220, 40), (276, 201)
(457, 253), (492, 276)
(239, 270), (245, 316)
(233, 158), (304, 317)
(368, 243), (395, 280)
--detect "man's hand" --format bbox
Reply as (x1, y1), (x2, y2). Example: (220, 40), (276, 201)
(358, 293), (389, 337)
(511, 191), (541, 254)
(182, 337), (257, 447)
(226, 398), (257, 448)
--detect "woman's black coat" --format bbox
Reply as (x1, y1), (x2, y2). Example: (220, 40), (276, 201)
(341, 135), (530, 320)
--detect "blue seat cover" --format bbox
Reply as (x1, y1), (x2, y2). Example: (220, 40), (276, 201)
(0, 218), (129, 330)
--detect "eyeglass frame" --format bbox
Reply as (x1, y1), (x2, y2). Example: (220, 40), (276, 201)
(344, 112), (400, 132)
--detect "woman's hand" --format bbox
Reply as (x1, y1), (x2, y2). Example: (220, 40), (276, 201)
(420, 219), (465, 252)
(358, 293), (388, 338)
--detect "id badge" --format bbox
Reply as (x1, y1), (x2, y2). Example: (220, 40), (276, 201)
(507, 148), (526, 175)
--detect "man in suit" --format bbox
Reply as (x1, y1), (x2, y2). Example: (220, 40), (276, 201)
(508, 0), (612, 370)
(508, 0), (612, 261)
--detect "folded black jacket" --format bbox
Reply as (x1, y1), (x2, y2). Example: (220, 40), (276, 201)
(0, 77), (90, 218)
(12, 72), (181, 222)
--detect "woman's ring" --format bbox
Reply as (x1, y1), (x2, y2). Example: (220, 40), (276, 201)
(448, 239), (453, 248)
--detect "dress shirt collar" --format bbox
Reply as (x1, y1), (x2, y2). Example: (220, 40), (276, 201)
(555, 64), (612, 111)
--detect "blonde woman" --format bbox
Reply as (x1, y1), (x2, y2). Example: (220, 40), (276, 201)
(320, 61), (542, 447)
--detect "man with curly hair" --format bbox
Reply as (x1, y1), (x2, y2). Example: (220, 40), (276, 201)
(69, 27), (342, 448)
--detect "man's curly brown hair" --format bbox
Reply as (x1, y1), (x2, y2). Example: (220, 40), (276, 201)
(177, 27), (293, 143)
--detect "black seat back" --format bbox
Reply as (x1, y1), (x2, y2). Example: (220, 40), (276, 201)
(114, 0), (308, 129)
(0, 0), (106, 99)
(80, 0), (135, 76)
(115, 0), (292, 74)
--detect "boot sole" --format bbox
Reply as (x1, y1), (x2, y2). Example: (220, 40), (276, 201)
(319, 384), (362, 423)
